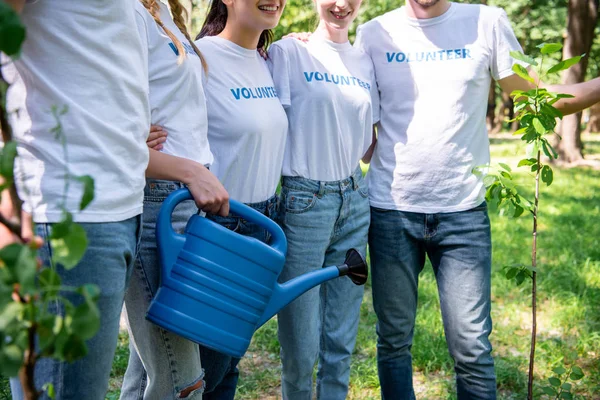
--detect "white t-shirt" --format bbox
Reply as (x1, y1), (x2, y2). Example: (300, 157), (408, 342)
(195, 36), (287, 203)
(268, 37), (379, 181)
(356, 3), (523, 213)
(135, 2), (212, 166)
(4, 0), (150, 223)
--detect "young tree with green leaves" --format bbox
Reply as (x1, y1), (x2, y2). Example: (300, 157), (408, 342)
(480, 42), (590, 399)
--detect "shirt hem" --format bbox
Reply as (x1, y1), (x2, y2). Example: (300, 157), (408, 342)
(368, 198), (485, 214)
(32, 206), (143, 224)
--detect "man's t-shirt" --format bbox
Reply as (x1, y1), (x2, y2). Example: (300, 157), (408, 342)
(268, 37), (379, 181)
(195, 36), (288, 203)
(356, 3), (523, 213)
(4, 0), (150, 223)
(135, 1), (213, 167)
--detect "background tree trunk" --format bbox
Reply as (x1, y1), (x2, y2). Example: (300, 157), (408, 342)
(555, 0), (599, 162)
(584, 102), (600, 134)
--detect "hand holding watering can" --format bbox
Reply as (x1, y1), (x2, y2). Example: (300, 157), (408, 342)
(146, 188), (368, 358)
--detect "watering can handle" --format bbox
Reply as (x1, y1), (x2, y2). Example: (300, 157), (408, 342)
(156, 188), (194, 278)
(159, 188), (287, 256)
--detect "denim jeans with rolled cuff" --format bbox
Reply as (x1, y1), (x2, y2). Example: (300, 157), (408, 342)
(120, 179), (204, 400)
(369, 202), (496, 400)
(276, 166), (369, 400)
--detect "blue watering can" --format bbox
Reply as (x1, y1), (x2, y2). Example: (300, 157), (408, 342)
(146, 188), (368, 358)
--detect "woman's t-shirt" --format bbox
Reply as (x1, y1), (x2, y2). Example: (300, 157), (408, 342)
(135, 2), (213, 166)
(268, 36), (379, 181)
(195, 36), (288, 203)
(4, 0), (149, 223)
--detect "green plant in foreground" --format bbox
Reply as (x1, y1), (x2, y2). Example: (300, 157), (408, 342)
(475, 42), (585, 400)
(541, 365), (585, 399)
(0, 4), (99, 399)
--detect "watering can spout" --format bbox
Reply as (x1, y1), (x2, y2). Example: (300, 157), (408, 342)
(257, 249), (368, 327)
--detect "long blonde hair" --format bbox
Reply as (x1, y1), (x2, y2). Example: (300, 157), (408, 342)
(141, 0), (207, 70)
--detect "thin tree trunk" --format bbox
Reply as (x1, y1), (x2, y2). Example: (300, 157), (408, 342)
(584, 102), (600, 133)
(555, 0), (599, 162)
(487, 81), (496, 132)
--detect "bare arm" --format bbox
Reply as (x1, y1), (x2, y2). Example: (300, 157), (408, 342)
(3, 0), (26, 13)
(498, 72), (600, 116)
(146, 149), (230, 217)
(361, 125), (377, 164)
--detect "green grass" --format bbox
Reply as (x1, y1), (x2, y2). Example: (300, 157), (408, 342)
(2, 134), (599, 399)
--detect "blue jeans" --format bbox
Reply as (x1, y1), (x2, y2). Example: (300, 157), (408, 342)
(120, 190), (278, 400)
(10, 216), (141, 400)
(200, 194), (279, 400)
(277, 166), (369, 400)
(369, 203), (496, 400)
(120, 180), (205, 400)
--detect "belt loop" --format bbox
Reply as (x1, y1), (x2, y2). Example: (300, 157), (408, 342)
(350, 169), (359, 190)
(317, 181), (325, 198)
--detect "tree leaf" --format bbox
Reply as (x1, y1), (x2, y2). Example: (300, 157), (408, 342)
(70, 301), (100, 340)
(538, 42), (563, 54)
(561, 382), (572, 391)
(541, 387), (557, 396)
(547, 55), (583, 74)
(512, 64), (534, 83)
(541, 165), (554, 186)
(75, 175), (95, 211)
(0, 141), (17, 180)
(50, 223), (88, 270)
(559, 392), (573, 400)
(553, 366), (567, 375)
(498, 162), (512, 172)
(548, 377), (561, 387)
(533, 118), (546, 134)
(0, 3), (26, 57)
(38, 268), (62, 298)
(0, 344), (24, 377)
(510, 50), (538, 66)
(517, 158), (537, 167)
(505, 267), (518, 280)
(42, 383), (56, 400)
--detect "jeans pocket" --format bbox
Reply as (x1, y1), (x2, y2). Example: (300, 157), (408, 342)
(283, 188), (318, 214)
(208, 215), (241, 233)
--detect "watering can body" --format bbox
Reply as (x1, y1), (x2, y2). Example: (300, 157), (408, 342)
(146, 188), (365, 358)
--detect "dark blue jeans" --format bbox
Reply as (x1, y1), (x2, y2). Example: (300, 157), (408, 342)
(201, 195), (279, 400)
(369, 202), (496, 400)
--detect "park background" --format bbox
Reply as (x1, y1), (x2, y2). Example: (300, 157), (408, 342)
(2, 0), (599, 399)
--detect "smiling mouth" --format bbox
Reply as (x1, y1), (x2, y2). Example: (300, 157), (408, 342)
(258, 5), (279, 12)
(331, 10), (352, 19)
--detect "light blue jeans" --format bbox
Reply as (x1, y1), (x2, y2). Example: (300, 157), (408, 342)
(120, 180), (204, 400)
(10, 216), (141, 400)
(277, 166), (369, 400)
(121, 188), (278, 400)
(369, 203), (496, 400)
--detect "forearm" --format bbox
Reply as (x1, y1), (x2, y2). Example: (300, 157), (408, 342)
(543, 77), (600, 116)
(145, 149), (205, 184)
(361, 126), (377, 164)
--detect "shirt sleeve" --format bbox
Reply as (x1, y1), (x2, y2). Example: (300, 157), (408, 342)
(266, 43), (291, 107)
(368, 59), (380, 125)
(490, 9), (525, 81)
(134, 9), (150, 74)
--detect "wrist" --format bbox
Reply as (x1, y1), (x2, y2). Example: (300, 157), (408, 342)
(179, 159), (205, 185)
